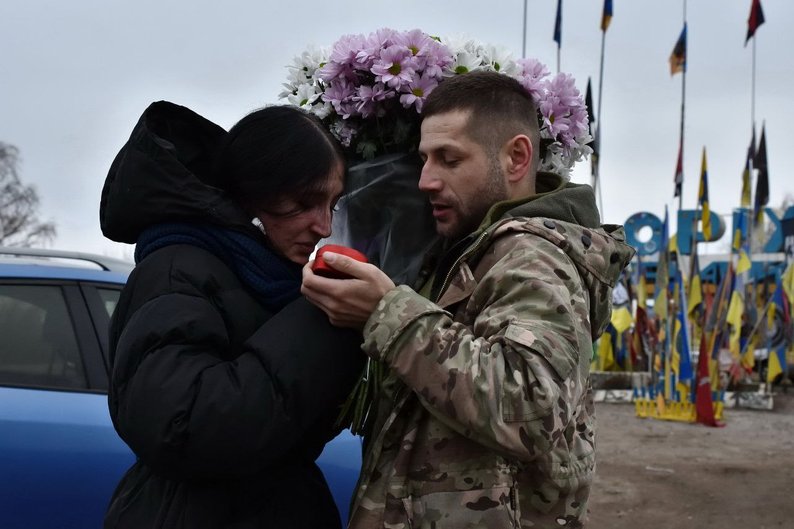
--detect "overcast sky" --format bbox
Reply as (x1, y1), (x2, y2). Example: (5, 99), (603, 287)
(2, 0), (792, 260)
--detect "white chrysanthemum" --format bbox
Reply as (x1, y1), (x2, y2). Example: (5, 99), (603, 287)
(540, 143), (575, 181)
(289, 47), (327, 77)
(286, 83), (322, 110)
(442, 34), (478, 55)
(446, 51), (482, 75)
(278, 82), (296, 100)
(310, 101), (333, 120)
(481, 44), (520, 76)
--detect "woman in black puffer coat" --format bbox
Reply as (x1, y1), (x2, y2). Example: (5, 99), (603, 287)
(99, 101), (364, 529)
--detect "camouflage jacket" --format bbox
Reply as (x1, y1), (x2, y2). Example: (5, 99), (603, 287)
(349, 175), (635, 528)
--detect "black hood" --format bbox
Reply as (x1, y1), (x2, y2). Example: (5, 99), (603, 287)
(100, 101), (257, 244)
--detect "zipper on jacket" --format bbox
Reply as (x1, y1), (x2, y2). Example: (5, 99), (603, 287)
(435, 227), (493, 301)
(509, 482), (521, 528)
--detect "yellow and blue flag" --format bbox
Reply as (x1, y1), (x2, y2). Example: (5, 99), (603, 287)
(726, 273), (745, 360)
(688, 251), (703, 319)
(601, 0), (613, 32)
(733, 210), (753, 275)
(669, 23), (687, 76)
(698, 147), (711, 240)
(767, 273), (790, 383)
(598, 323), (618, 371)
(674, 271), (694, 382)
(741, 128), (755, 208)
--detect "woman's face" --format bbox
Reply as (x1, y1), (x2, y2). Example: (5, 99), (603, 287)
(254, 163), (345, 265)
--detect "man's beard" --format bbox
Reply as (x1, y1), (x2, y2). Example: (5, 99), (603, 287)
(448, 151), (507, 241)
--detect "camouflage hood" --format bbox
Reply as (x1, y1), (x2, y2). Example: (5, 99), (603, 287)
(480, 172), (635, 339)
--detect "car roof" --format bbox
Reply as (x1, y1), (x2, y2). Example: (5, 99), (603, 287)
(0, 247), (132, 284)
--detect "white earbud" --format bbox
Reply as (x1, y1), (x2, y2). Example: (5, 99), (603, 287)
(251, 217), (266, 236)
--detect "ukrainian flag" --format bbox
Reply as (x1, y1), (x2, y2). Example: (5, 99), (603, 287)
(698, 147), (711, 240)
(767, 273), (789, 383)
(601, 0), (613, 32)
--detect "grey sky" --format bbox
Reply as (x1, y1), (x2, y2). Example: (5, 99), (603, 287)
(2, 0), (792, 259)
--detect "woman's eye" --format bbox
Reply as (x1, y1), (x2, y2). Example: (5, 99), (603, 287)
(269, 202), (306, 217)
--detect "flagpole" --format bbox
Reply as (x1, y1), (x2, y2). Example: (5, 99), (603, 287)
(678, 72), (686, 212)
(553, 0), (562, 74)
(595, 26), (607, 220)
(556, 47), (560, 74)
(748, 3), (763, 348)
(678, 0), (687, 212)
(522, 0), (527, 59)
(751, 32), (757, 132)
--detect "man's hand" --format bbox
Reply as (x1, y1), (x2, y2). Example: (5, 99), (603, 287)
(302, 252), (396, 329)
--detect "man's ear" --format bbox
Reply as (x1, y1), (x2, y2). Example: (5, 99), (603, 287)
(504, 134), (533, 184)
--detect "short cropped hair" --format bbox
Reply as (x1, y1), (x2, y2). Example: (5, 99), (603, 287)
(422, 71), (540, 171)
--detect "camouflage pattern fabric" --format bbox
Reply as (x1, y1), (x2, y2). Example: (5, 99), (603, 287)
(349, 216), (635, 528)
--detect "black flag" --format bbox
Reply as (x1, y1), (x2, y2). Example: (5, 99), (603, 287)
(753, 124), (768, 221)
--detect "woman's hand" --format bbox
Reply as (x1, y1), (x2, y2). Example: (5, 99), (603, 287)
(301, 252), (395, 329)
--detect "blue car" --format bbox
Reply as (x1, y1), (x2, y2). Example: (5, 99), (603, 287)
(0, 247), (361, 528)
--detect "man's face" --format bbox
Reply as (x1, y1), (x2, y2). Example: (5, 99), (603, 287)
(418, 110), (508, 240)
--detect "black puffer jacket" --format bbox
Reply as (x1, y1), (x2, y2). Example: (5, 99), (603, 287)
(100, 102), (364, 528)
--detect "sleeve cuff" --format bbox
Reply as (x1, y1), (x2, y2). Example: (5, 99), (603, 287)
(362, 285), (446, 364)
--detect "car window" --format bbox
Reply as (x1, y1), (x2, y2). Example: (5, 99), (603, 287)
(0, 284), (88, 389)
(97, 288), (121, 318)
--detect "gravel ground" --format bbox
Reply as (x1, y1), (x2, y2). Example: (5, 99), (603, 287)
(588, 390), (794, 529)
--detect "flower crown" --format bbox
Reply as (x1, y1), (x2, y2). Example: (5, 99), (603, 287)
(280, 28), (592, 179)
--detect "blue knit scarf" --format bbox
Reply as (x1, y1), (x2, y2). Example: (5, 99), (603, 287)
(134, 222), (302, 312)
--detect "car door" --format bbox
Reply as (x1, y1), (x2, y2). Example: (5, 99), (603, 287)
(0, 279), (135, 529)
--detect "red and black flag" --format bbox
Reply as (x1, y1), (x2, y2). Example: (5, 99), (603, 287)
(695, 335), (723, 427)
(746, 0), (765, 46)
(753, 124), (769, 222)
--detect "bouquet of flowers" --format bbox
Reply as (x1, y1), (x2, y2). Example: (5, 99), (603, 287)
(280, 29), (593, 435)
(280, 28), (592, 179)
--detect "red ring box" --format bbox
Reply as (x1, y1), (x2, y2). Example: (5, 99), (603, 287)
(312, 244), (368, 279)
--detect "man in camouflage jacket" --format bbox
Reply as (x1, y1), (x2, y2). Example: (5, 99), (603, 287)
(302, 72), (635, 528)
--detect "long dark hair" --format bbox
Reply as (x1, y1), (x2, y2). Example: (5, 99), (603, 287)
(215, 105), (344, 209)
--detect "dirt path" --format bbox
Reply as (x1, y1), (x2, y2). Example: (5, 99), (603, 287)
(589, 391), (794, 528)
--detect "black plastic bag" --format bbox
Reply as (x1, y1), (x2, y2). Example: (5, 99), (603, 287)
(323, 153), (439, 287)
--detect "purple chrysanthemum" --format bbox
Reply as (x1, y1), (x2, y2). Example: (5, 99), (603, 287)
(321, 77), (357, 119)
(515, 58), (550, 101)
(283, 28), (591, 175)
(371, 44), (416, 89)
(399, 74), (439, 112)
(537, 73), (588, 149)
(418, 39), (453, 79)
(353, 83), (393, 118)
